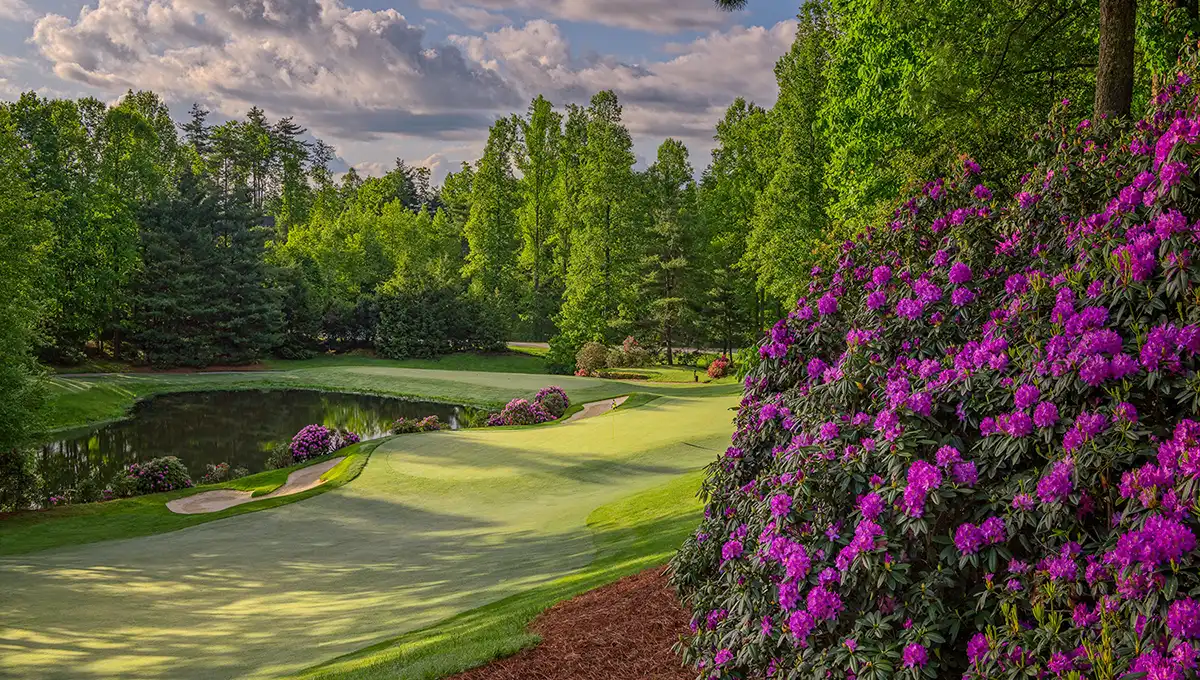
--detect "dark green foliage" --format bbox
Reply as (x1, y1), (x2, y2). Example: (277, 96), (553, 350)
(375, 287), (503, 359)
(0, 109), (48, 509)
(133, 170), (282, 367)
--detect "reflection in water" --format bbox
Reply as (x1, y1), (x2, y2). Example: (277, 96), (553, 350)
(40, 390), (460, 493)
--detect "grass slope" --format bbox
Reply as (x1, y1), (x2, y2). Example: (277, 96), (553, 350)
(40, 360), (740, 434)
(0, 390), (734, 680)
(293, 470), (705, 680)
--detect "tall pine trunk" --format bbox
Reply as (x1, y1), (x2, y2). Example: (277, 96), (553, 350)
(1096, 0), (1137, 119)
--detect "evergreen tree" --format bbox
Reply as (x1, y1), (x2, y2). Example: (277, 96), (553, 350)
(700, 98), (772, 347)
(744, 2), (834, 302)
(639, 138), (702, 364)
(180, 103), (212, 157)
(134, 170), (281, 366)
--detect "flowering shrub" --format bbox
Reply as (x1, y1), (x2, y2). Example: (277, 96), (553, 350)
(290, 424), (333, 461)
(201, 462), (232, 484)
(289, 425), (359, 461)
(390, 415), (444, 434)
(329, 429), (361, 452)
(576, 341), (609, 374)
(708, 355), (731, 379)
(672, 66), (1200, 680)
(201, 463), (249, 484)
(534, 386), (570, 418)
(486, 398), (555, 426)
(125, 456), (193, 494)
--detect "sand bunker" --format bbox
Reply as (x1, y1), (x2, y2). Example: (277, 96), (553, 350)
(166, 456), (345, 515)
(569, 396), (629, 422)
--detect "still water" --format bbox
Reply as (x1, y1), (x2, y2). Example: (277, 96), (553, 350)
(40, 389), (461, 493)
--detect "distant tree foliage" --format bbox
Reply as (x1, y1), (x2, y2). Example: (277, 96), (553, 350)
(133, 169), (282, 367)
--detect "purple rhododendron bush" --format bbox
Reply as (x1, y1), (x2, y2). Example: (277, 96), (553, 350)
(670, 67), (1200, 680)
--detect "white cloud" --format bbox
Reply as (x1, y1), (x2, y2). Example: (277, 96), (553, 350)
(454, 19), (796, 140)
(31, 0), (518, 139)
(426, 0), (730, 33)
(0, 0), (35, 22)
(25, 0), (793, 176)
(418, 0), (508, 30)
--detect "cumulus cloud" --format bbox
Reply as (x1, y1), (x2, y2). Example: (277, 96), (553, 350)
(0, 0), (35, 22)
(424, 0), (729, 33)
(453, 19), (797, 142)
(31, 0), (518, 138)
(26, 0), (793, 173)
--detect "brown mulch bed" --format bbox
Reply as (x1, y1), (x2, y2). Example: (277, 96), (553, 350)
(450, 566), (695, 680)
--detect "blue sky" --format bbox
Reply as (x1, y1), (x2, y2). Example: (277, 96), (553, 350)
(0, 0), (799, 181)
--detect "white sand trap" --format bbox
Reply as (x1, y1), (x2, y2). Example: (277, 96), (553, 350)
(568, 396), (629, 422)
(166, 456), (346, 515)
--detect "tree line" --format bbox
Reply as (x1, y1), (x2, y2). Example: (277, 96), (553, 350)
(2, 0), (1192, 460)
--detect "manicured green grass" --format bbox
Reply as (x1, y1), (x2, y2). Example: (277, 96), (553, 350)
(603, 364), (738, 384)
(504, 343), (549, 358)
(293, 470), (705, 680)
(0, 442), (379, 557)
(264, 351), (550, 375)
(0, 389), (734, 680)
(39, 364), (740, 434)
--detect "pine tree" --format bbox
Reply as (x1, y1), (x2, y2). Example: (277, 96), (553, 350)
(134, 170), (281, 366)
(180, 103), (212, 157)
(639, 138), (701, 364)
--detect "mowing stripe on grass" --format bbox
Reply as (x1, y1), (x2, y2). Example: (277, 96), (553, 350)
(0, 390), (734, 679)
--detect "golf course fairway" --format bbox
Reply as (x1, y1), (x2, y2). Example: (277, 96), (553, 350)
(0, 387), (735, 679)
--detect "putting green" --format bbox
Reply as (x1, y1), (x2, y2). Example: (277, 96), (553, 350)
(0, 390), (734, 679)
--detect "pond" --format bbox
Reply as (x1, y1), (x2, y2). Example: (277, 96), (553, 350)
(39, 390), (463, 495)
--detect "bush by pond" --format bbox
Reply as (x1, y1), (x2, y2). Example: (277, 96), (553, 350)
(124, 456), (193, 494)
(289, 425), (359, 462)
(670, 68), (1200, 679)
(200, 462), (249, 485)
(390, 415), (444, 434)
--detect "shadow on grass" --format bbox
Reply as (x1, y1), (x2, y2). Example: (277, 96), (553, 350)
(291, 476), (704, 680)
(1, 490), (603, 680)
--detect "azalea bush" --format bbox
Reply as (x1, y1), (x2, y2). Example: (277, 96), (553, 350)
(390, 415), (444, 434)
(708, 355), (731, 380)
(125, 456), (193, 494)
(289, 425), (359, 462)
(534, 386), (570, 419)
(672, 64), (1200, 680)
(200, 462), (249, 484)
(487, 398), (555, 427)
(576, 341), (609, 375)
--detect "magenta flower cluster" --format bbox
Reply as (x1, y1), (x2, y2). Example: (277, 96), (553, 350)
(125, 456), (193, 494)
(290, 424), (359, 461)
(672, 68), (1200, 680)
(487, 387), (571, 426)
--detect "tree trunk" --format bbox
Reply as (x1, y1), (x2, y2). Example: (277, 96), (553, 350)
(1095, 0), (1137, 119)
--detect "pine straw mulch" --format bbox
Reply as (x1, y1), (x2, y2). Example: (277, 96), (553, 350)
(450, 566), (695, 680)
